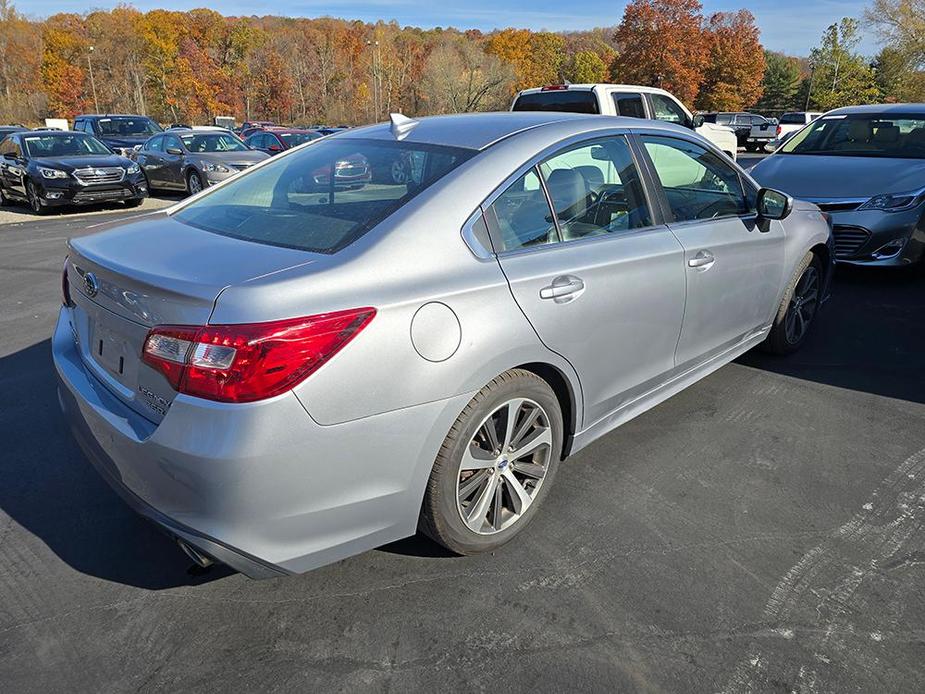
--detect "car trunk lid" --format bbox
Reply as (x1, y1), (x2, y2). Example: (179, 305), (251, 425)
(66, 212), (318, 423)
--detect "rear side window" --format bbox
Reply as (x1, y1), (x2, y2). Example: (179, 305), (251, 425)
(612, 93), (646, 119)
(488, 136), (652, 252)
(173, 138), (475, 254)
(641, 135), (748, 222)
(512, 90), (600, 114)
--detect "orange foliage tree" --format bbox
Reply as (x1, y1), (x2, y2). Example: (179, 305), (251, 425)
(697, 10), (766, 111)
(613, 0), (708, 104)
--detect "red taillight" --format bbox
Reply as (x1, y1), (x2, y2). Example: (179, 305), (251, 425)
(141, 308), (376, 403)
(62, 257), (73, 307)
(776, 125), (782, 137)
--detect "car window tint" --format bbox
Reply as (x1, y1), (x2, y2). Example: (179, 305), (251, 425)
(147, 136), (163, 152)
(612, 92), (646, 119)
(650, 94), (689, 126)
(641, 135), (747, 222)
(173, 138), (474, 254)
(489, 169), (558, 252)
(164, 135), (182, 152)
(512, 90), (600, 114)
(538, 137), (652, 241)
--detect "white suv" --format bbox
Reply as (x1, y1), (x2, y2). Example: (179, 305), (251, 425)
(512, 83), (738, 160)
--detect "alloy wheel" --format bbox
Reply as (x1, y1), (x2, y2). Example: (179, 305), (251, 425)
(456, 398), (553, 535)
(785, 265), (819, 344)
(26, 182), (42, 213)
(390, 160), (409, 184)
(188, 172), (203, 195)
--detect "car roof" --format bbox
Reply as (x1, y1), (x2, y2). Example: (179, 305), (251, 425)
(826, 103), (925, 116)
(516, 83), (674, 96)
(20, 129), (82, 135)
(339, 111), (647, 150)
(76, 114), (153, 118)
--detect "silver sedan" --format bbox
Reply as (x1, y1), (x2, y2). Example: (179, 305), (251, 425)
(54, 112), (833, 578)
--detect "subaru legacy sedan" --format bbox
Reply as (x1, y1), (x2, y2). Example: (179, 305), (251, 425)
(54, 112), (833, 578)
(751, 104), (925, 267)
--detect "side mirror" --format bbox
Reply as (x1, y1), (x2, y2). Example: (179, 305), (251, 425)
(691, 114), (704, 129)
(757, 188), (793, 220)
(166, 146), (183, 156)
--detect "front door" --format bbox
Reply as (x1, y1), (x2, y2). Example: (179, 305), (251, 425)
(638, 133), (784, 368)
(488, 135), (686, 427)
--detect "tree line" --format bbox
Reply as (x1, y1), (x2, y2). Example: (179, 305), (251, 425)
(0, 0), (922, 127)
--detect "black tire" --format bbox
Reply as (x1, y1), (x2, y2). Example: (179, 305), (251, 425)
(419, 369), (563, 555)
(763, 252), (822, 355)
(0, 184), (9, 206)
(124, 198), (144, 208)
(26, 180), (48, 216)
(186, 170), (203, 196)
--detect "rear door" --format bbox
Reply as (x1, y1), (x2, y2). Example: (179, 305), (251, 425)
(161, 134), (185, 188)
(638, 133), (784, 368)
(137, 135), (167, 187)
(487, 134), (686, 426)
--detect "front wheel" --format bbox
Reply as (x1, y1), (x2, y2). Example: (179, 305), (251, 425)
(186, 171), (203, 196)
(419, 369), (563, 555)
(26, 180), (48, 215)
(763, 252), (822, 354)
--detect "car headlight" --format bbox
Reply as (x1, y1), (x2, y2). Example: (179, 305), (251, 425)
(125, 164), (140, 175)
(858, 191), (924, 212)
(201, 163), (230, 173)
(39, 167), (69, 179)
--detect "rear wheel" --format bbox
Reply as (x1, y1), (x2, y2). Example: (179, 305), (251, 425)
(186, 170), (203, 196)
(26, 180), (48, 215)
(419, 369), (563, 555)
(763, 252), (822, 354)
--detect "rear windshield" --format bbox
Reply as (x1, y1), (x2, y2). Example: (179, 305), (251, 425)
(96, 116), (162, 136)
(279, 132), (320, 146)
(779, 113), (805, 125)
(512, 90), (600, 114)
(173, 138), (475, 253)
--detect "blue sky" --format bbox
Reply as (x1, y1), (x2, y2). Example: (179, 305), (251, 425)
(25, 0), (876, 56)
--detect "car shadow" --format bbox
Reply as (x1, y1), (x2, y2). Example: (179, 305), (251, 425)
(0, 339), (232, 588)
(738, 264), (925, 404)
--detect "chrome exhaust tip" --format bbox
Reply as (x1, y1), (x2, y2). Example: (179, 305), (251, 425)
(177, 539), (214, 568)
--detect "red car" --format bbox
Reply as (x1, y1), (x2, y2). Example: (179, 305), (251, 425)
(244, 128), (321, 154)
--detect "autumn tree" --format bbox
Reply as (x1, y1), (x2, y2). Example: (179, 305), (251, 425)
(564, 51), (608, 83)
(696, 10), (765, 111)
(865, 0), (925, 67)
(421, 37), (514, 113)
(486, 28), (564, 91)
(41, 14), (88, 118)
(613, 0), (708, 104)
(873, 46), (925, 103)
(0, 0), (42, 123)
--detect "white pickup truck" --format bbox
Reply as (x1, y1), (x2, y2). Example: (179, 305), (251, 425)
(512, 83), (738, 160)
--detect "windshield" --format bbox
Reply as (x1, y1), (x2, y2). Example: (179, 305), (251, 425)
(96, 116), (162, 136)
(512, 90), (600, 114)
(173, 138), (475, 253)
(181, 133), (248, 153)
(279, 132), (320, 147)
(23, 133), (112, 157)
(781, 114), (925, 158)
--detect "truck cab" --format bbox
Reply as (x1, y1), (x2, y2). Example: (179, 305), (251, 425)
(512, 84), (738, 160)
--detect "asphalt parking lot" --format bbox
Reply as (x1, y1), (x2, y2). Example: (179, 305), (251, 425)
(1, 207), (923, 692)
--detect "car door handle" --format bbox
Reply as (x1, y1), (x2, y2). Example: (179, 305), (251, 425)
(540, 275), (585, 303)
(688, 250), (715, 270)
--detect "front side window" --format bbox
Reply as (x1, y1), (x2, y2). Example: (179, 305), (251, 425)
(173, 138), (474, 254)
(22, 134), (111, 157)
(650, 94), (690, 127)
(641, 135), (748, 222)
(163, 136), (183, 153)
(145, 135), (164, 152)
(612, 93), (646, 119)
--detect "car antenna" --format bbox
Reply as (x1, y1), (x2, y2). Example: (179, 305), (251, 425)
(390, 113), (418, 140)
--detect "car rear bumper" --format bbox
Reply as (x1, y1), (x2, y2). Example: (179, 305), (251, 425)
(53, 307), (471, 577)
